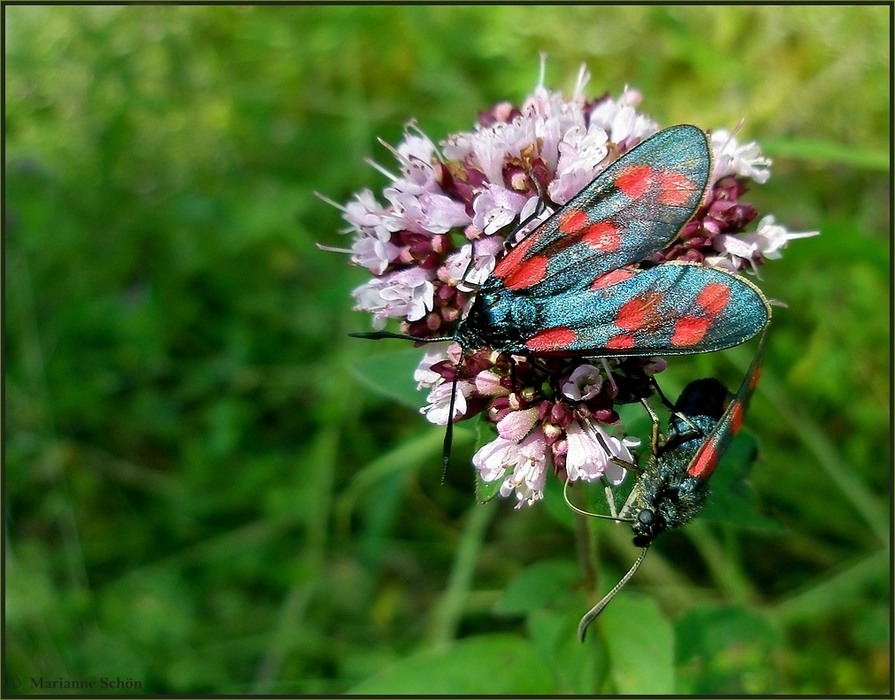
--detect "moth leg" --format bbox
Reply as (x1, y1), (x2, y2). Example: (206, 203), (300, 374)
(458, 241), (484, 291)
(500, 179), (551, 252)
(650, 376), (704, 439)
(617, 485), (640, 521)
(597, 474), (625, 519)
(650, 376), (678, 411)
(594, 429), (642, 477)
(641, 397), (664, 454)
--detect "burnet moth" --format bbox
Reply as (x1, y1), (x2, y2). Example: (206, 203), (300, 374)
(352, 125), (772, 469)
(568, 329), (769, 641)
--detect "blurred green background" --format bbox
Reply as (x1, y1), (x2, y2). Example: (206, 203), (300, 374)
(5, 5), (889, 694)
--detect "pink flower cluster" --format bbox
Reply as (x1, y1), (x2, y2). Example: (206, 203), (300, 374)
(328, 62), (817, 508)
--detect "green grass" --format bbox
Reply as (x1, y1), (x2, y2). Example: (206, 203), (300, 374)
(5, 5), (890, 694)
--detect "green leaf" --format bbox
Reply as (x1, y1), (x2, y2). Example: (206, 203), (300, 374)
(599, 594), (675, 694)
(494, 559), (580, 615)
(350, 346), (430, 409)
(474, 471), (503, 503)
(527, 607), (600, 694)
(473, 418), (503, 503)
(346, 634), (555, 694)
(675, 604), (782, 693)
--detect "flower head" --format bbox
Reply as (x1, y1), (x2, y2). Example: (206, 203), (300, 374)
(328, 60), (816, 508)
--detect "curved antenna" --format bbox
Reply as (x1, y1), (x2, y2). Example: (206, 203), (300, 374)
(578, 544), (651, 642)
(562, 478), (634, 524)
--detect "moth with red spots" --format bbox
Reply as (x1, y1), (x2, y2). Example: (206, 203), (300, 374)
(353, 124), (772, 466)
(357, 124), (770, 356)
(573, 330), (769, 641)
(453, 124), (770, 356)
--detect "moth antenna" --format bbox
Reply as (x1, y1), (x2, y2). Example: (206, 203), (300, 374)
(441, 371), (460, 482)
(349, 331), (454, 342)
(562, 478), (634, 523)
(578, 545), (651, 642)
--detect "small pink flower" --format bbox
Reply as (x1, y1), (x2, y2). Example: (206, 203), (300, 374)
(421, 380), (472, 425)
(352, 267), (435, 328)
(565, 420), (631, 485)
(711, 129), (772, 184)
(474, 369), (510, 397)
(473, 432), (549, 508)
(561, 364), (604, 402)
(343, 189), (395, 231)
(443, 236), (503, 289)
(496, 407), (539, 441)
(473, 437), (518, 482)
(588, 87), (658, 149)
(712, 232), (759, 260)
(414, 343), (454, 389)
(753, 215), (820, 259)
(351, 230), (400, 274)
(384, 189), (470, 235)
(472, 184), (529, 235)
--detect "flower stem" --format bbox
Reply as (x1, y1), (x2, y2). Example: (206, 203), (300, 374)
(575, 509), (601, 603)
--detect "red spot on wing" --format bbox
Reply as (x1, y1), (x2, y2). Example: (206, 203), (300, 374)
(582, 221), (621, 251)
(748, 364), (763, 391)
(526, 326), (578, 352)
(729, 402), (745, 435)
(671, 316), (711, 346)
(696, 283), (731, 315)
(592, 267), (637, 290)
(493, 233), (539, 279)
(657, 171), (698, 206)
(558, 208), (589, 234)
(503, 255), (549, 290)
(606, 333), (636, 350)
(687, 443), (719, 480)
(615, 298), (645, 330)
(615, 292), (664, 332)
(614, 165), (654, 199)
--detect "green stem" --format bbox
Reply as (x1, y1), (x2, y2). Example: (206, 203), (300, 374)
(771, 546), (889, 625)
(426, 500), (497, 649)
(685, 520), (756, 604)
